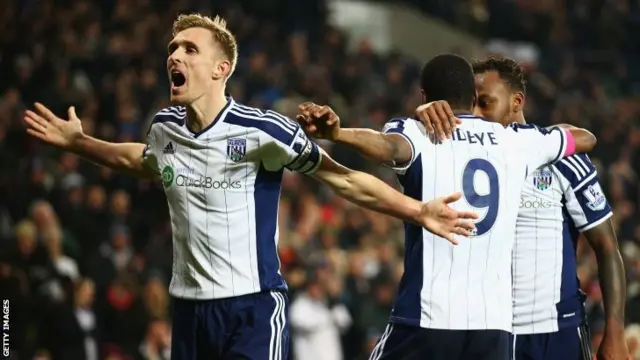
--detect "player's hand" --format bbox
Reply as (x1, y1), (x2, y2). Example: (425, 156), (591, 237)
(415, 101), (461, 141)
(597, 332), (629, 360)
(419, 192), (478, 245)
(24, 103), (84, 150)
(296, 102), (341, 141)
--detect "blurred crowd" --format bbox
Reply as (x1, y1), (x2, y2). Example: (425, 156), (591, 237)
(0, 0), (639, 359)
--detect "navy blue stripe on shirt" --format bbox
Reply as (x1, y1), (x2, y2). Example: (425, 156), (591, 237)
(254, 164), (288, 292)
(225, 109), (296, 145)
(389, 155), (424, 327)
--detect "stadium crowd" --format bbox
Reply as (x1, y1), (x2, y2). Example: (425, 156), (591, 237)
(0, 0), (639, 359)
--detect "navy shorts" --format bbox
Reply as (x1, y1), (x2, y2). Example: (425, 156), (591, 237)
(511, 324), (592, 360)
(369, 323), (511, 360)
(171, 291), (289, 360)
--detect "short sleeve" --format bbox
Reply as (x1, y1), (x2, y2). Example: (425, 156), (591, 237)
(507, 123), (569, 170)
(259, 117), (323, 175)
(141, 126), (160, 177)
(381, 118), (423, 173)
(553, 154), (613, 232)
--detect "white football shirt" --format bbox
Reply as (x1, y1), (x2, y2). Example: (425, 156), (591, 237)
(384, 115), (571, 332)
(141, 98), (322, 299)
(512, 153), (612, 334)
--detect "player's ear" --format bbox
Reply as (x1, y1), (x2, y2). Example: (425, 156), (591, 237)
(512, 92), (525, 113)
(472, 89), (478, 107)
(212, 59), (231, 80)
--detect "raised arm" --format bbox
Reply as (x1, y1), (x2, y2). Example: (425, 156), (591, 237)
(311, 152), (477, 244)
(24, 103), (156, 178)
(547, 123), (597, 154)
(258, 108), (477, 244)
(335, 129), (412, 167)
(296, 103), (414, 168)
(71, 137), (152, 177)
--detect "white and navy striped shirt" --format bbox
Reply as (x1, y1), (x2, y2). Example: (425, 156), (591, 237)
(512, 153), (612, 334)
(384, 116), (570, 332)
(141, 98), (322, 299)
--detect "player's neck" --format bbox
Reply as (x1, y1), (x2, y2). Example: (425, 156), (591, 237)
(452, 109), (473, 115)
(514, 112), (526, 124)
(185, 87), (228, 133)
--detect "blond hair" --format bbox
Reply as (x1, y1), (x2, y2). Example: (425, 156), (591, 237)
(172, 14), (238, 78)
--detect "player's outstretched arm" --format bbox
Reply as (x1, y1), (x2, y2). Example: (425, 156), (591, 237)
(583, 220), (629, 359)
(548, 124), (597, 154)
(311, 153), (478, 245)
(296, 103), (412, 167)
(24, 103), (155, 178)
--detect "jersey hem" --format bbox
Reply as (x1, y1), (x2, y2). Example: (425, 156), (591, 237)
(168, 286), (287, 300)
(390, 316), (512, 332)
(512, 317), (583, 335)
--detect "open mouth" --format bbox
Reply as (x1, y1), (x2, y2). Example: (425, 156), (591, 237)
(171, 70), (186, 88)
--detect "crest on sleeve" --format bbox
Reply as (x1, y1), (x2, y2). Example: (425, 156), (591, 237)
(533, 169), (553, 191)
(227, 138), (246, 162)
(582, 183), (606, 211)
(382, 121), (401, 133)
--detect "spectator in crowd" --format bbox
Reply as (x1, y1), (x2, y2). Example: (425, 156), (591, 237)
(290, 266), (352, 360)
(0, 0), (639, 358)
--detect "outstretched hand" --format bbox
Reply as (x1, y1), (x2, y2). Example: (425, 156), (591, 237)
(295, 102), (341, 141)
(23, 103), (84, 150)
(419, 192), (478, 245)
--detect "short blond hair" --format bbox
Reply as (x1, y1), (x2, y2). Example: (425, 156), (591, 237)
(172, 14), (238, 78)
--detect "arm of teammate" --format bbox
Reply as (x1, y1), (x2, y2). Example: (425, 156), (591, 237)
(23, 103), (158, 178)
(296, 102), (417, 172)
(507, 123), (596, 170)
(260, 113), (477, 244)
(556, 154), (628, 359)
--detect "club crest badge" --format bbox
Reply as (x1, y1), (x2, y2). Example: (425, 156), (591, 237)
(227, 138), (246, 162)
(533, 170), (553, 191)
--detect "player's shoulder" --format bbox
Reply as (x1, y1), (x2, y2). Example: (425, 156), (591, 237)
(506, 122), (551, 134)
(151, 106), (187, 125)
(383, 117), (425, 133)
(146, 106), (187, 138)
(225, 101), (299, 143)
(552, 153), (596, 185)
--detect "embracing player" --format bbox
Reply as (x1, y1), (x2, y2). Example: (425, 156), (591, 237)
(415, 56), (628, 360)
(296, 54), (597, 360)
(23, 15), (478, 360)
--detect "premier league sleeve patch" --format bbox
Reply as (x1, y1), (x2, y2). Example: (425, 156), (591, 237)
(582, 183), (606, 211)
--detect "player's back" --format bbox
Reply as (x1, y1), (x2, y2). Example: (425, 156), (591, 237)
(384, 114), (570, 332)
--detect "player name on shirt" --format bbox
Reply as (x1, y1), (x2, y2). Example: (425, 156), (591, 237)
(451, 128), (499, 146)
(382, 116), (570, 332)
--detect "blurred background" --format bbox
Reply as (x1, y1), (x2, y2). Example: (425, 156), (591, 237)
(0, 0), (639, 359)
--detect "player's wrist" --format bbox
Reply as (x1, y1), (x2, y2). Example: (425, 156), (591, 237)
(603, 319), (625, 335)
(334, 128), (346, 143)
(67, 133), (88, 152)
(407, 198), (424, 225)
